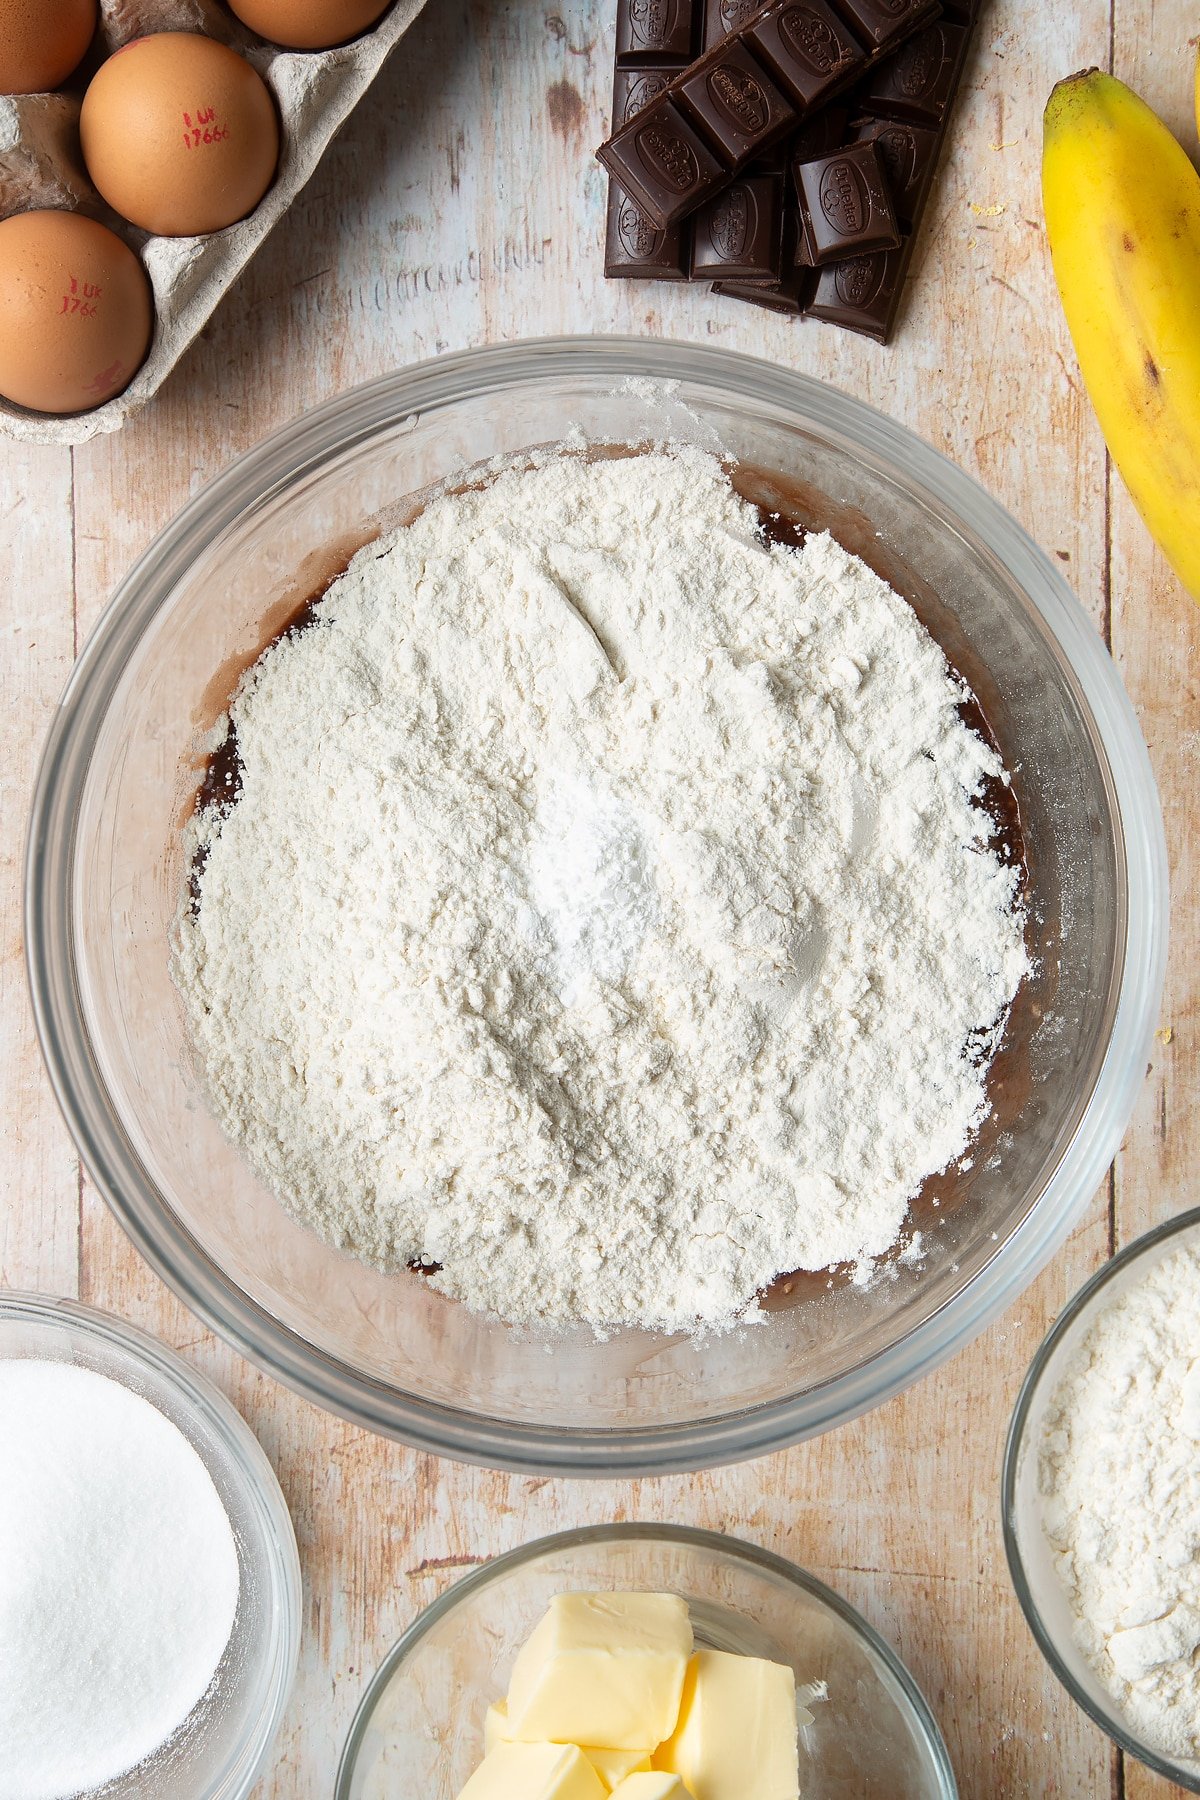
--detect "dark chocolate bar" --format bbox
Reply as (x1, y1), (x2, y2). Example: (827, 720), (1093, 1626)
(597, 0), (939, 231)
(604, 39), (698, 281)
(741, 137), (791, 173)
(783, 13), (972, 335)
(676, 39), (795, 165)
(702, 0), (770, 46)
(804, 237), (913, 337)
(846, 114), (940, 223)
(616, 0), (700, 62)
(705, 0), (934, 47)
(740, 2), (865, 112)
(938, 0), (980, 18)
(691, 173), (785, 278)
(614, 65), (683, 118)
(604, 0), (978, 343)
(600, 93), (729, 227)
(606, 185), (690, 277)
(736, 4), (975, 335)
(793, 138), (900, 264)
(785, 101), (850, 160)
(833, 0), (937, 51)
(712, 274), (813, 311)
(860, 18), (968, 124)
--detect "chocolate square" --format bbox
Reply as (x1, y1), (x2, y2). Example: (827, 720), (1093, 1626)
(861, 21), (969, 125)
(616, 0), (699, 64)
(780, 199), (806, 265)
(828, 0), (938, 52)
(803, 236), (913, 338)
(743, 138), (791, 173)
(794, 139), (901, 264)
(702, 0), (772, 47)
(745, 0), (866, 111)
(613, 65), (683, 128)
(848, 115), (940, 223)
(691, 173), (785, 277)
(786, 102), (850, 164)
(598, 94), (728, 228)
(677, 41), (795, 163)
(712, 264), (816, 307)
(605, 183), (690, 276)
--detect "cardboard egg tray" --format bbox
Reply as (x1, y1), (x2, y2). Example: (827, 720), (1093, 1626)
(0, 0), (429, 444)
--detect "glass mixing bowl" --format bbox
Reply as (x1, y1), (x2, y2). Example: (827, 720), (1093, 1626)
(0, 1292), (301, 1800)
(25, 337), (1167, 1474)
(334, 1524), (958, 1800)
(1002, 1208), (1200, 1792)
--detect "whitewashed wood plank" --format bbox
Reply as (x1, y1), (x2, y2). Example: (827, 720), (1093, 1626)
(1107, 5), (1198, 1797)
(0, 442), (78, 1293)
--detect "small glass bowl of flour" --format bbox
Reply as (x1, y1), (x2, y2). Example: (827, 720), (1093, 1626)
(0, 1292), (301, 1800)
(1003, 1207), (1200, 1791)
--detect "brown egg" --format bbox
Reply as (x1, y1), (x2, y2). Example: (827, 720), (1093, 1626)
(0, 0), (97, 95)
(0, 210), (153, 413)
(225, 0), (391, 50)
(80, 34), (279, 237)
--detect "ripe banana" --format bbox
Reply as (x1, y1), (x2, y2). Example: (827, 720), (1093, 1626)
(1042, 69), (1200, 600)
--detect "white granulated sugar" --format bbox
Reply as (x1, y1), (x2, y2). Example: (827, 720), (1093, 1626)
(173, 446), (1027, 1335)
(0, 1360), (239, 1800)
(1037, 1241), (1200, 1762)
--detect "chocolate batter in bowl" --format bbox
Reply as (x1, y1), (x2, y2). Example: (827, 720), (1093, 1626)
(26, 340), (1166, 1474)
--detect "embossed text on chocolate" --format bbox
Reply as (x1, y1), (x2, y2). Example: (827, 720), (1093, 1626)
(706, 63), (770, 132)
(636, 123), (701, 190)
(819, 159), (867, 233)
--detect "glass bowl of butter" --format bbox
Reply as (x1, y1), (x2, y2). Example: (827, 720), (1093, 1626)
(334, 1523), (957, 1799)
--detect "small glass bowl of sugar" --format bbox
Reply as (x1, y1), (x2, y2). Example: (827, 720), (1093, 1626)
(0, 1291), (301, 1800)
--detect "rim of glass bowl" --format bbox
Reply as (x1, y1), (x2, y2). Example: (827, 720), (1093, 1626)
(0, 1289), (302, 1800)
(333, 1521), (959, 1800)
(24, 336), (1168, 1475)
(1001, 1206), (1200, 1792)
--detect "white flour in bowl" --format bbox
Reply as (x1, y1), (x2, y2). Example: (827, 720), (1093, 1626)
(1037, 1239), (1200, 1763)
(173, 446), (1028, 1335)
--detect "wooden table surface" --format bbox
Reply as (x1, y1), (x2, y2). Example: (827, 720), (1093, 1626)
(2, 1), (1197, 1794)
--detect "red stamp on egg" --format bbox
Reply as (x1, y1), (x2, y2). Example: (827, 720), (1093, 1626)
(59, 275), (102, 319)
(181, 105), (232, 150)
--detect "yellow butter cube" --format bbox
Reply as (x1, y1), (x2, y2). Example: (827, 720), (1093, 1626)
(610, 1777), (695, 1799)
(483, 1701), (513, 1753)
(456, 1742), (606, 1800)
(482, 1700), (651, 1791)
(507, 1593), (693, 1750)
(583, 1746), (654, 1789)
(655, 1649), (799, 1800)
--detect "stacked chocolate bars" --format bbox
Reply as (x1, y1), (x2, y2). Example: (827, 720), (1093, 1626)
(597, 0), (979, 340)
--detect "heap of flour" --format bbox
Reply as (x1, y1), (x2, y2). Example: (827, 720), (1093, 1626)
(173, 446), (1028, 1335)
(1037, 1240), (1200, 1763)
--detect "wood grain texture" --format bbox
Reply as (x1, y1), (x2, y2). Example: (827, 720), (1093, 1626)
(1106, 15), (1199, 1800)
(0, 443), (76, 1297)
(2, 0), (1197, 1794)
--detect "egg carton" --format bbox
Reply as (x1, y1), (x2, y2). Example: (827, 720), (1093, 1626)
(0, 0), (429, 444)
